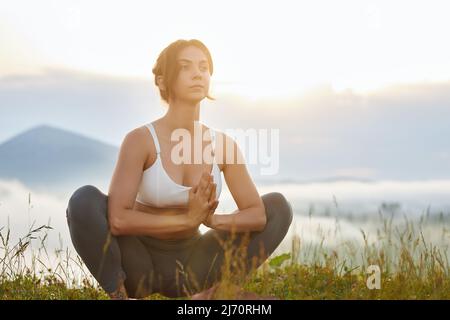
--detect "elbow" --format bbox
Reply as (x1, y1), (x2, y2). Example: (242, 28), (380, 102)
(257, 215), (267, 232)
(255, 207), (267, 232)
(108, 210), (124, 236)
(109, 217), (123, 236)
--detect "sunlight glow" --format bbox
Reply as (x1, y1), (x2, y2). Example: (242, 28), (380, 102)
(1, 0), (449, 99)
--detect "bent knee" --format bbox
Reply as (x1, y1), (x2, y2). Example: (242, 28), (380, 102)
(261, 192), (293, 226)
(66, 185), (104, 221)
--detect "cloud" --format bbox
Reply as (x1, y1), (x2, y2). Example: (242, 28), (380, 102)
(256, 180), (450, 217)
(0, 178), (71, 251)
(0, 67), (163, 147)
(1, 68), (450, 181)
(332, 167), (378, 179)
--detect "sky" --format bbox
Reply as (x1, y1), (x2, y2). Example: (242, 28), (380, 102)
(1, 72), (450, 182)
(1, 0), (450, 99)
(1, 0), (449, 181)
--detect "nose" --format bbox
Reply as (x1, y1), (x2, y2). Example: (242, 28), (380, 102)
(192, 66), (202, 79)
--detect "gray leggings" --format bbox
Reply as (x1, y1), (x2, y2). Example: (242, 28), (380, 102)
(66, 185), (293, 298)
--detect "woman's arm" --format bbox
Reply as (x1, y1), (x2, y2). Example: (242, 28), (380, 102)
(107, 129), (193, 236)
(110, 209), (192, 237)
(204, 135), (267, 233)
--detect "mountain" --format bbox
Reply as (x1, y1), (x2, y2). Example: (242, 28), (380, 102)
(2, 70), (450, 182)
(0, 124), (118, 194)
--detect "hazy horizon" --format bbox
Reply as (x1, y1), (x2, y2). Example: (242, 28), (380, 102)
(2, 67), (450, 182)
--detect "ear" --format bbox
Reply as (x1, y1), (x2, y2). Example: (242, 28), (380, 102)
(156, 75), (166, 91)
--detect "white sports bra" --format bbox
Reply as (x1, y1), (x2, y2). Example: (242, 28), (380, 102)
(135, 122), (222, 208)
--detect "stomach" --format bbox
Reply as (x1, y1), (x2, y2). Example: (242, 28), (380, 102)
(133, 200), (200, 240)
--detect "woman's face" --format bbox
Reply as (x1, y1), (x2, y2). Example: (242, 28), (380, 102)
(171, 45), (211, 103)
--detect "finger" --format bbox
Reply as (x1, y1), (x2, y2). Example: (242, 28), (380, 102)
(209, 199), (219, 210)
(208, 183), (216, 202)
(201, 174), (213, 191)
(198, 179), (206, 194)
(209, 200), (219, 214)
(198, 172), (210, 191)
(208, 198), (218, 208)
(202, 171), (211, 182)
(203, 181), (213, 199)
(206, 182), (217, 202)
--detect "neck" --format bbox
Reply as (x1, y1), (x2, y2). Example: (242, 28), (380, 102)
(162, 98), (201, 133)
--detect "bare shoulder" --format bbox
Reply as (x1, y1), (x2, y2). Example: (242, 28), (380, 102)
(107, 126), (150, 216)
(215, 129), (261, 212)
(211, 129), (244, 171)
(126, 125), (157, 168)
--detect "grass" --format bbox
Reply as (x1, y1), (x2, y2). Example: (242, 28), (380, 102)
(1, 203), (449, 299)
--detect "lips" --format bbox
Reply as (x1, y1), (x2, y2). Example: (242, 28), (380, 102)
(190, 85), (204, 89)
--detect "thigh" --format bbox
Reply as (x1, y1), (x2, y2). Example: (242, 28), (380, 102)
(182, 229), (252, 293)
(137, 236), (201, 298)
(116, 235), (158, 299)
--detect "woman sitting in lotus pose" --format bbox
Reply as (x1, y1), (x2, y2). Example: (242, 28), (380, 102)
(66, 39), (293, 300)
